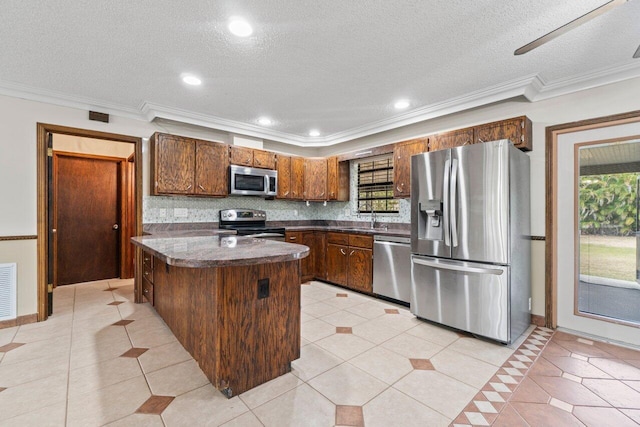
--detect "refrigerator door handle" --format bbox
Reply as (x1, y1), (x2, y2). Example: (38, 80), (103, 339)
(450, 158), (459, 248)
(412, 257), (504, 276)
(443, 158), (451, 247)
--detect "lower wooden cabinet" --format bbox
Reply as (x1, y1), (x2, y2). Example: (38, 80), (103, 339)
(326, 232), (373, 293)
(285, 231), (315, 282)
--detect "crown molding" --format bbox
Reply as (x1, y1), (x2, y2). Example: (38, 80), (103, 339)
(0, 80), (142, 120)
(1, 62), (640, 147)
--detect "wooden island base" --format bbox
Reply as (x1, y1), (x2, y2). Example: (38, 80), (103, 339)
(152, 258), (301, 397)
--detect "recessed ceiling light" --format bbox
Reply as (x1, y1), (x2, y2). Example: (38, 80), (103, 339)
(394, 99), (410, 110)
(309, 129), (320, 137)
(182, 75), (202, 86)
(257, 117), (272, 126)
(228, 18), (253, 37)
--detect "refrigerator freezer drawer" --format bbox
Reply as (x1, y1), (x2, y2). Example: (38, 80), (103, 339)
(410, 255), (510, 342)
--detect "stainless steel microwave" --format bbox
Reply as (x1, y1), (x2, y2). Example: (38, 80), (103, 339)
(229, 165), (277, 197)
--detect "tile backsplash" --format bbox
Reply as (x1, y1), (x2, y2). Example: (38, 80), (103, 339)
(143, 161), (411, 224)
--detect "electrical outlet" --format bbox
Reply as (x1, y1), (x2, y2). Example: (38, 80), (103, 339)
(528, 297), (532, 311)
(174, 208), (188, 217)
(158, 208), (166, 217)
(344, 206), (351, 217)
(293, 209), (298, 216)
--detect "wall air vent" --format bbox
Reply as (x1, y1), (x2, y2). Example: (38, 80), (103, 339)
(0, 263), (17, 321)
(89, 111), (109, 123)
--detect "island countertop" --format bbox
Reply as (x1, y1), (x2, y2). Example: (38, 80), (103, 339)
(131, 234), (309, 268)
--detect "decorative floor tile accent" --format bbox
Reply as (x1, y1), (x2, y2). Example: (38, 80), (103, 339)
(103, 288), (114, 291)
(384, 309), (399, 314)
(409, 358), (435, 370)
(0, 387), (6, 393)
(112, 319), (135, 326)
(107, 301), (125, 306)
(136, 395), (175, 415)
(121, 347), (149, 358)
(0, 343), (25, 352)
(336, 327), (353, 334)
(451, 326), (640, 426)
(450, 327), (551, 426)
(335, 405), (364, 426)
(336, 293), (348, 298)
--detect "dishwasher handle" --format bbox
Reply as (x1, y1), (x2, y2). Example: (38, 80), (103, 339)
(412, 257), (504, 276)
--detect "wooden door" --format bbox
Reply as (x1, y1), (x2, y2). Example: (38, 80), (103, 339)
(429, 128), (474, 151)
(304, 158), (327, 200)
(276, 155), (291, 199)
(195, 140), (228, 196)
(54, 154), (121, 285)
(348, 248), (373, 293)
(326, 243), (348, 286)
(290, 157), (305, 200)
(393, 138), (428, 198)
(152, 133), (195, 194)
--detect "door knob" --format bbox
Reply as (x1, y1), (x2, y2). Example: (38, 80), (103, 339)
(113, 224), (119, 230)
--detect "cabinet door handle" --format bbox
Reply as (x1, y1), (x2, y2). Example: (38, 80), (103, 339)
(289, 237), (297, 241)
(320, 191), (325, 197)
(340, 248), (346, 255)
(186, 184), (192, 190)
(396, 184), (404, 192)
(198, 184), (205, 191)
(284, 191), (290, 196)
(349, 250), (355, 256)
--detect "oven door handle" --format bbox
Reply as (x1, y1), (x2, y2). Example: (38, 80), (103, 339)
(249, 232), (285, 239)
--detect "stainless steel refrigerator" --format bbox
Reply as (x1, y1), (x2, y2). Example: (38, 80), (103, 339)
(410, 139), (530, 344)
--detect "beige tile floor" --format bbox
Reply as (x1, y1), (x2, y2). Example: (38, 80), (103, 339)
(0, 278), (530, 426)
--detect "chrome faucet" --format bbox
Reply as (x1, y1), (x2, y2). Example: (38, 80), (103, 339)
(370, 211), (376, 229)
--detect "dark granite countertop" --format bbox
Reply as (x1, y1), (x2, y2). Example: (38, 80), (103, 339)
(131, 235), (309, 268)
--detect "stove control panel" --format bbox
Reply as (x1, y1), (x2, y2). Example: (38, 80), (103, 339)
(220, 209), (267, 222)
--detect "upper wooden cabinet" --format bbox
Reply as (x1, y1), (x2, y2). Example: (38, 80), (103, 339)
(474, 116), (532, 151)
(276, 155), (291, 199)
(253, 149), (277, 169)
(291, 157), (305, 200)
(195, 141), (229, 196)
(393, 137), (429, 198)
(151, 133), (228, 197)
(230, 146), (277, 169)
(229, 145), (253, 166)
(429, 127), (474, 152)
(327, 156), (350, 201)
(304, 158), (328, 201)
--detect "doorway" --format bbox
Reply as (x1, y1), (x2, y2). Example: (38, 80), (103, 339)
(546, 110), (640, 347)
(37, 123), (143, 321)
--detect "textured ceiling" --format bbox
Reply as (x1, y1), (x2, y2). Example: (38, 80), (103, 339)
(1, 0), (639, 146)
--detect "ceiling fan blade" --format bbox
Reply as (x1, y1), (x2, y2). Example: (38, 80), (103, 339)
(514, 0), (627, 55)
(634, 44), (640, 58)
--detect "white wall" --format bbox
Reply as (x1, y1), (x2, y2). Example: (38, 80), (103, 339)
(2, 76), (640, 320)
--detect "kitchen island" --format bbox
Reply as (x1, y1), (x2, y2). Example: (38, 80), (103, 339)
(131, 233), (309, 397)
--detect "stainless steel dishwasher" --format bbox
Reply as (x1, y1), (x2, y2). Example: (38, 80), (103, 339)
(373, 235), (411, 304)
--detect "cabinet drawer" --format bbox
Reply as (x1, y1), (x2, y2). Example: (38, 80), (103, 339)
(142, 277), (154, 305)
(328, 232), (349, 245)
(143, 256), (153, 282)
(349, 234), (373, 249)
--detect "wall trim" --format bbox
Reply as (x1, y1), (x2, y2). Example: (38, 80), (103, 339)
(0, 313), (38, 329)
(0, 235), (37, 241)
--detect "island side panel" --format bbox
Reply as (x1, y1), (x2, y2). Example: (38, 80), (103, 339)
(152, 260), (221, 386)
(217, 260), (301, 396)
